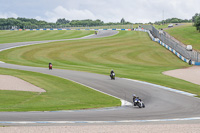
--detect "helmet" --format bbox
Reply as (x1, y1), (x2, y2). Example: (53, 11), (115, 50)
(132, 94), (136, 97)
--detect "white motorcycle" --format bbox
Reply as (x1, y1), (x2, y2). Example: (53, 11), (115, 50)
(134, 98), (145, 108)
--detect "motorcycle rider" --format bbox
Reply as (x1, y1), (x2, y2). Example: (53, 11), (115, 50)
(110, 69), (114, 75)
(133, 94), (137, 106)
(132, 94), (136, 102)
(133, 94), (141, 106)
(110, 69), (114, 77)
(110, 69), (115, 80)
(49, 62), (52, 70)
(133, 94), (145, 108)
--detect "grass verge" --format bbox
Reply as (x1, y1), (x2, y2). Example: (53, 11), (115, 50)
(0, 68), (120, 111)
(0, 30), (93, 44)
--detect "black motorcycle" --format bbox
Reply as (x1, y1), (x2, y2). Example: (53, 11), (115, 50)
(110, 73), (115, 80)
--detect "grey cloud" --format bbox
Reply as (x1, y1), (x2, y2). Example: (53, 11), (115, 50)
(0, 0), (200, 23)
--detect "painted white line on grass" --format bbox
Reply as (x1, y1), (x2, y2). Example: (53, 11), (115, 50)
(0, 61), (5, 63)
(1, 117), (200, 124)
(123, 78), (196, 97)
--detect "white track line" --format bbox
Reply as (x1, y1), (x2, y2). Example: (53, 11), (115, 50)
(1, 117), (200, 124)
(0, 34), (95, 52)
(123, 78), (196, 97)
(0, 43), (47, 52)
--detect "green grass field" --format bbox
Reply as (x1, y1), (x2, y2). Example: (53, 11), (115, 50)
(154, 24), (169, 29)
(1, 30), (200, 100)
(0, 68), (120, 111)
(0, 30), (93, 44)
(165, 23), (200, 51)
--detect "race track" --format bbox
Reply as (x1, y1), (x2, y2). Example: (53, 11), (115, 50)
(0, 30), (200, 124)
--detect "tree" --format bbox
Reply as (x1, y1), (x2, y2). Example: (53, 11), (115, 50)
(194, 15), (200, 32)
(192, 13), (199, 23)
(56, 18), (70, 25)
(120, 18), (125, 24)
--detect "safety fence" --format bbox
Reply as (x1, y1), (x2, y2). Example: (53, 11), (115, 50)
(139, 25), (200, 65)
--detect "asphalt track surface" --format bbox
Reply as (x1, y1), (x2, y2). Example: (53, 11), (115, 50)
(0, 30), (200, 124)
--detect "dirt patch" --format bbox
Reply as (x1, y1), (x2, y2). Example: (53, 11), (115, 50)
(0, 75), (46, 92)
(163, 66), (200, 85)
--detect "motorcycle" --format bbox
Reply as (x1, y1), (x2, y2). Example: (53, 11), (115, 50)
(95, 31), (97, 35)
(49, 63), (52, 70)
(134, 98), (145, 108)
(110, 73), (115, 80)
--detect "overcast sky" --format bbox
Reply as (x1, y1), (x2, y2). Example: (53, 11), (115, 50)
(0, 0), (200, 23)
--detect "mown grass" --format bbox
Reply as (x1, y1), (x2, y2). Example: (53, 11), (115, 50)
(0, 30), (93, 44)
(1, 31), (200, 97)
(0, 68), (120, 111)
(154, 24), (169, 29)
(165, 23), (200, 51)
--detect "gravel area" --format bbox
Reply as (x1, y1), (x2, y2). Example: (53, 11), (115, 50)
(0, 75), (46, 92)
(1, 124), (200, 133)
(163, 66), (200, 86)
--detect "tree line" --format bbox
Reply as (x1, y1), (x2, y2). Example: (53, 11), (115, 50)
(154, 18), (192, 25)
(1, 16), (200, 31)
(0, 17), (132, 30)
(153, 14), (200, 32)
(0, 18), (54, 30)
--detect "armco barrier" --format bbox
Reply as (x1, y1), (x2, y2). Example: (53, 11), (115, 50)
(142, 25), (200, 62)
(135, 28), (200, 65)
